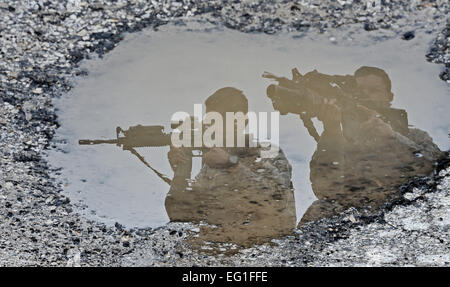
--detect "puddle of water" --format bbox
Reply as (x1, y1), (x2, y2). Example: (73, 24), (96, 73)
(49, 22), (449, 247)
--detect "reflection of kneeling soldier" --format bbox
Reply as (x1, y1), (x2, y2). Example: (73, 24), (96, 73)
(265, 67), (444, 226)
(165, 87), (296, 247)
(79, 87), (297, 248)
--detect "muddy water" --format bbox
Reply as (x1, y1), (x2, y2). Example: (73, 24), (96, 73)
(49, 22), (449, 246)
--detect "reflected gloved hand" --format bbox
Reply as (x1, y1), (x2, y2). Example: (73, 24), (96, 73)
(316, 98), (342, 133)
(168, 145), (188, 170)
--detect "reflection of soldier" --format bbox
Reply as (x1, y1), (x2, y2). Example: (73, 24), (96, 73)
(265, 66), (444, 226)
(80, 87), (296, 248)
(165, 87), (296, 247)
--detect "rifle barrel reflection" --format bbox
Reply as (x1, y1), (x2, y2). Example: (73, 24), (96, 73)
(78, 139), (119, 145)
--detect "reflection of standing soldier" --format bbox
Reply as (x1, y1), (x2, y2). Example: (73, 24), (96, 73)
(265, 66), (444, 226)
(165, 87), (296, 247)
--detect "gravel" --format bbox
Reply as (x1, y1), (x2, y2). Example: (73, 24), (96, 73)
(0, 0), (448, 266)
